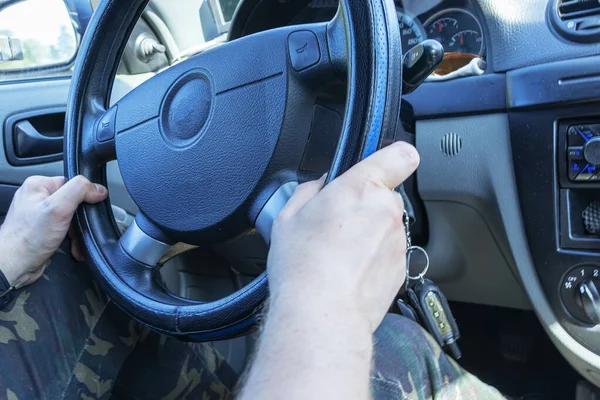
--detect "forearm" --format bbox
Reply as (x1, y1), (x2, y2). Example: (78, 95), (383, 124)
(240, 296), (373, 400)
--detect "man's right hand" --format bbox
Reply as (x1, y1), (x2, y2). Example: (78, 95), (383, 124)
(241, 142), (420, 400)
(267, 141), (420, 333)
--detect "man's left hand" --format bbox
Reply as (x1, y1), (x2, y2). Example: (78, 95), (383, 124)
(0, 176), (108, 288)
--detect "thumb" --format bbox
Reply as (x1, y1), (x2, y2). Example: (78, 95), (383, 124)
(280, 175), (326, 217)
(339, 141), (420, 190)
(47, 176), (108, 216)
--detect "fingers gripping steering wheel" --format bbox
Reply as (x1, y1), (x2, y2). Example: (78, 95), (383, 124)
(65, 0), (403, 340)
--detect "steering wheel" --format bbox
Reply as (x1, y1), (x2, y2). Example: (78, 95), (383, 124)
(64, 0), (402, 340)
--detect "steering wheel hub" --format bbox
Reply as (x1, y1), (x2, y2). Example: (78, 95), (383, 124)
(160, 70), (213, 147)
(115, 46), (289, 242)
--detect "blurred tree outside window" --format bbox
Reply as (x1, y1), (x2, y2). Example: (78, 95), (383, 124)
(0, 0), (77, 75)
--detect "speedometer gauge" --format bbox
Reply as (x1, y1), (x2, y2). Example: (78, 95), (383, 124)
(397, 9), (426, 52)
(423, 8), (484, 56)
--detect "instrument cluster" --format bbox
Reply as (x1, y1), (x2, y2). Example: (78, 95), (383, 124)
(398, 4), (485, 58)
(397, 0), (486, 75)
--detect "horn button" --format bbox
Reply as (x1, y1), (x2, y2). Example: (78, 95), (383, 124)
(115, 62), (287, 244)
(160, 71), (213, 148)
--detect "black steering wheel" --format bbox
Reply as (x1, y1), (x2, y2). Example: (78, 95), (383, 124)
(64, 0), (402, 340)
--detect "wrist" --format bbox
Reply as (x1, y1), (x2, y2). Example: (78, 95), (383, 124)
(0, 228), (25, 287)
(252, 293), (373, 400)
(0, 254), (20, 288)
(0, 229), (21, 309)
(270, 281), (373, 331)
(267, 290), (373, 347)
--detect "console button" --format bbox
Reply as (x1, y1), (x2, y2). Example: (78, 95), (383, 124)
(579, 164), (598, 181)
(568, 146), (584, 161)
(574, 163), (598, 181)
(569, 160), (584, 181)
(288, 31), (320, 71)
(568, 161), (600, 181)
(568, 124), (599, 147)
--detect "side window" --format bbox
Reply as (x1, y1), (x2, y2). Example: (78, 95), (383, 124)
(0, 0), (244, 84)
(0, 0), (80, 82)
(219, 0), (239, 21)
(111, 0), (242, 103)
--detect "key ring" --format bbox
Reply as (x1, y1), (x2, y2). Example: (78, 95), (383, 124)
(406, 245), (429, 282)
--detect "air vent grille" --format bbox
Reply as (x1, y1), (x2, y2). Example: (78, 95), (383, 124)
(550, 0), (600, 42)
(559, 0), (600, 20)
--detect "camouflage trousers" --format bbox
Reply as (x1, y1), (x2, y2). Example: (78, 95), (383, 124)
(372, 314), (506, 399)
(0, 249), (237, 400)
(0, 249), (503, 400)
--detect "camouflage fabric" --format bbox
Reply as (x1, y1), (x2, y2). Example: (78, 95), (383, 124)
(372, 314), (506, 400)
(0, 248), (236, 400)
(0, 243), (503, 400)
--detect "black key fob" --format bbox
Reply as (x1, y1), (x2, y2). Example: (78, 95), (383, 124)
(407, 278), (462, 360)
(396, 298), (420, 324)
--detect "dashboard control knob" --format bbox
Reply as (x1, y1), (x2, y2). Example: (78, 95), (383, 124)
(578, 280), (600, 325)
(583, 137), (600, 165)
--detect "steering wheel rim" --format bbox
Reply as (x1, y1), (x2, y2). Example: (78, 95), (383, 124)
(64, 0), (402, 340)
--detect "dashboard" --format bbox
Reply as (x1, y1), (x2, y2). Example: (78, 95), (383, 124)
(287, 0), (486, 74)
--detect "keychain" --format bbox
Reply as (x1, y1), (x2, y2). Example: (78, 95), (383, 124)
(404, 210), (430, 285)
(397, 210), (462, 360)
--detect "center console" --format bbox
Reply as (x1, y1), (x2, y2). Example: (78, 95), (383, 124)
(557, 120), (600, 326)
(511, 103), (600, 361)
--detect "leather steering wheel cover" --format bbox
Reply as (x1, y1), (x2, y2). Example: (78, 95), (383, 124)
(65, 0), (402, 339)
(326, 0), (402, 182)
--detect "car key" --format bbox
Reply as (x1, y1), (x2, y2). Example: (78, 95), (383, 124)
(397, 297), (420, 324)
(408, 278), (462, 360)
(399, 209), (462, 360)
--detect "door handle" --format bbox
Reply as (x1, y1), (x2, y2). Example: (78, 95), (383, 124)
(4, 108), (66, 166)
(14, 120), (63, 158)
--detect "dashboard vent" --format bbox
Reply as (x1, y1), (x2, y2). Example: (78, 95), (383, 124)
(558, 0), (600, 20)
(550, 0), (600, 42)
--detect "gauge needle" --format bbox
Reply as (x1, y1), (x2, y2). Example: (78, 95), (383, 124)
(438, 21), (443, 32)
(460, 32), (463, 46)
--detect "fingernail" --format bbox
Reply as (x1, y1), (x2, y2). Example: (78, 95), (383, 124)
(95, 184), (107, 195)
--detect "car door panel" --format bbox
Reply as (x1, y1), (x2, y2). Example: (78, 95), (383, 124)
(0, 78), (137, 215)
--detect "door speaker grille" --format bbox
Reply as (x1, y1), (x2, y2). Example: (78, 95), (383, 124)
(440, 132), (462, 156)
